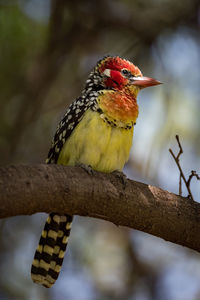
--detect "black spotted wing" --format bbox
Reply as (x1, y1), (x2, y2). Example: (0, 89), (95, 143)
(47, 97), (89, 164)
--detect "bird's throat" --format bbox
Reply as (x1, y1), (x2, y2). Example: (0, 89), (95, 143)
(98, 89), (139, 127)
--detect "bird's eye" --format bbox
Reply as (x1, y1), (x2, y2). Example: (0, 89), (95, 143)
(121, 69), (129, 76)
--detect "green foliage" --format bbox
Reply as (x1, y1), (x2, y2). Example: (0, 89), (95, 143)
(0, 5), (45, 96)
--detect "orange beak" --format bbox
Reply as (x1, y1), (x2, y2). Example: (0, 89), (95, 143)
(132, 76), (162, 88)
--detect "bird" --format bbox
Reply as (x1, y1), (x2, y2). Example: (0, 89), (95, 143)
(31, 55), (161, 288)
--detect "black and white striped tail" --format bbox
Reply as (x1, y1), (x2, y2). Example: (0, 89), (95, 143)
(31, 213), (73, 288)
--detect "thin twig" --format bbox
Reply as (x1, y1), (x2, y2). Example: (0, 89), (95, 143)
(187, 170), (200, 187)
(175, 135), (183, 159)
(179, 174), (182, 196)
(169, 135), (194, 201)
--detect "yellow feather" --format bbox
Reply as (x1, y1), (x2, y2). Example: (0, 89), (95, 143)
(57, 109), (134, 172)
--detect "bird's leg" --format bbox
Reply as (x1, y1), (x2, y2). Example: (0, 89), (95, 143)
(77, 163), (94, 175)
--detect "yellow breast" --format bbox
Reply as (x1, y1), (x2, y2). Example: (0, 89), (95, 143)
(57, 109), (134, 172)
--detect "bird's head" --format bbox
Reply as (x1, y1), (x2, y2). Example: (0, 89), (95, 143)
(95, 56), (161, 96)
(83, 56), (161, 124)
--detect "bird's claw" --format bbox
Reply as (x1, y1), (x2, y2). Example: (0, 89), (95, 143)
(77, 163), (94, 175)
(112, 170), (127, 188)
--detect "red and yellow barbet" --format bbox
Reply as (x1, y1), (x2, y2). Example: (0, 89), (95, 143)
(31, 56), (160, 288)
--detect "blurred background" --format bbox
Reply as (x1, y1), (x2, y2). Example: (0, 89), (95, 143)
(0, 0), (200, 299)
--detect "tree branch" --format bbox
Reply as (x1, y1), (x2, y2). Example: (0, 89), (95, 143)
(0, 164), (200, 253)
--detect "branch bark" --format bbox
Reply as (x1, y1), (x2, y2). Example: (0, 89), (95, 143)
(0, 164), (200, 253)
